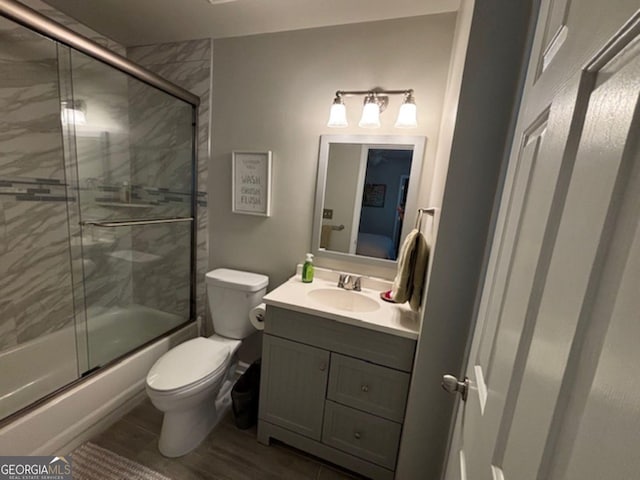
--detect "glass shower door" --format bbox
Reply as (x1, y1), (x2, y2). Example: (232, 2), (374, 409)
(0, 18), (81, 419)
(69, 49), (195, 370)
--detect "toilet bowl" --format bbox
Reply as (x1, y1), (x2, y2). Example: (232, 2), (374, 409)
(145, 269), (268, 457)
(146, 336), (240, 457)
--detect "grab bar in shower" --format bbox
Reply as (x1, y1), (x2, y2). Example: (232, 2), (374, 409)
(80, 217), (194, 228)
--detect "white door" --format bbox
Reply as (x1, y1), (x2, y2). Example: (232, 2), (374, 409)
(444, 1), (640, 479)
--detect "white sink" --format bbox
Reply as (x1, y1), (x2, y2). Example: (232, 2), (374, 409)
(307, 288), (380, 313)
(262, 268), (419, 339)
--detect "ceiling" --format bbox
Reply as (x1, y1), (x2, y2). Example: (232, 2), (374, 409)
(43, 0), (460, 46)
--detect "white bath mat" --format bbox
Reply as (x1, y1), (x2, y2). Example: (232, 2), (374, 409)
(72, 442), (172, 480)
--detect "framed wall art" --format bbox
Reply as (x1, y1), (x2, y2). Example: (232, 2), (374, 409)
(362, 183), (386, 207)
(232, 151), (272, 216)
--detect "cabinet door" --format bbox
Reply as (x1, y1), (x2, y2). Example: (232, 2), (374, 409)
(259, 335), (329, 440)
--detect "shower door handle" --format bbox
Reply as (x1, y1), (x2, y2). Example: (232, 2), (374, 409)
(81, 217), (193, 227)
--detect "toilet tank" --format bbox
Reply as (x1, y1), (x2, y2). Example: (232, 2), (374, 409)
(205, 269), (269, 339)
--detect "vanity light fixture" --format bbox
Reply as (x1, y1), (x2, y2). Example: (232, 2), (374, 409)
(395, 91), (418, 128)
(61, 99), (86, 125)
(327, 89), (417, 129)
(358, 93), (383, 128)
(327, 94), (348, 128)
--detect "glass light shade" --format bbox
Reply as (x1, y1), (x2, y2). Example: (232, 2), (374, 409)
(327, 103), (348, 127)
(61, 108), (86, 125)
(395, 102), (418, 128)
(359, 102), (381, 128)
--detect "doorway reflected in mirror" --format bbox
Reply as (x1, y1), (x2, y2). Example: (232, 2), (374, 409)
(313, 135), (425, 267)
(357, 149), (412, 259)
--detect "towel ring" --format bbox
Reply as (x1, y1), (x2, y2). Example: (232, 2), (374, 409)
(415, 207), (436, 231)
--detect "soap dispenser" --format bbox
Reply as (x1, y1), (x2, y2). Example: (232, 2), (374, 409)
(302, 253), (314, 283)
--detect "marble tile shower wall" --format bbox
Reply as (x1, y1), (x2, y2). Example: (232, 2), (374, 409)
(0, 18), (73, 352)
(28, 0), (126, 57)
(1, 2), (208, 357)
(0, 1), (128, 352)
(128, 39), (211, 323)
(70, 47), (136, 316)
(125, 74), (193, 318)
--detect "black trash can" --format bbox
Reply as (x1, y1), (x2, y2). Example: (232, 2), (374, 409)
(231, 359), (261, 429)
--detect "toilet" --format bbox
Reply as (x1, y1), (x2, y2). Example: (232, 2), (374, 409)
(145, 268), (268, 457)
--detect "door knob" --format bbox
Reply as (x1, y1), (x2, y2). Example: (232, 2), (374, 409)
(441, 374), (469, 402)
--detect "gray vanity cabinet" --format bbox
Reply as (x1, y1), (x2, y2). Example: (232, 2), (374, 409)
(258, 306), (417, 480)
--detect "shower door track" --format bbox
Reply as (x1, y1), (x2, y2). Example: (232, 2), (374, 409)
(0, 0), (199, 107)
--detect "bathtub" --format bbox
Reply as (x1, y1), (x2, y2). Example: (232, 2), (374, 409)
(0, 305), (197, 455)
(0, 325), (77, 421)
(0, 304), (184, 420)
(85, 304), (185, 368)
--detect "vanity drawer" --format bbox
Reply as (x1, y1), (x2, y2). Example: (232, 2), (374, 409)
(327, 353), (410, 423)
(265, 306), (416, 372)
(322, 401), (401, 470)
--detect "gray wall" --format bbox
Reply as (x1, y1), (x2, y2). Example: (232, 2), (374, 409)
(210, 14), (456, 288)
(323, 143), (361, 253)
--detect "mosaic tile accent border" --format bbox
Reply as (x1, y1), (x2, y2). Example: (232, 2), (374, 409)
(0, 177), (69, 202)
(0, 178), (206, 206)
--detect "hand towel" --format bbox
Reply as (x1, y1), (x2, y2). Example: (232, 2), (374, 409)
(391, 229), (420, 303)
(390, 229), (430, 311)
(409, 233), (429, 311)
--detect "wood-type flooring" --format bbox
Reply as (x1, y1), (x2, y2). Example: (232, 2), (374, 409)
(90, 399), (364, 480)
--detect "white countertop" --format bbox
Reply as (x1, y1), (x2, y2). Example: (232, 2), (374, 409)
(262, 268), (420, 340)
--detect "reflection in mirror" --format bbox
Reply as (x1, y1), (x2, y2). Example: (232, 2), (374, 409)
(312, 135), (426, 266)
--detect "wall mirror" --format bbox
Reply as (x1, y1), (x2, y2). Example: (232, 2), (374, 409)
(312, 135), (426, 266)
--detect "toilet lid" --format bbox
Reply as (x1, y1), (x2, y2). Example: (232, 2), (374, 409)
(146, 337), (230, 392)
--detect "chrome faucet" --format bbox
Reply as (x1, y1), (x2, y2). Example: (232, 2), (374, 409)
(338, 274), (362, 291)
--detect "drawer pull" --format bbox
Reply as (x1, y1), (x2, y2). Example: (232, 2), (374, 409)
(361, 384), (369, 393)
(354, 431), (362, 440)
(319, 362), (327, 371)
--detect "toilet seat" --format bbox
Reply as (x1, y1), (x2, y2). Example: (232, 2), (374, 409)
(146, 337), (231, 394)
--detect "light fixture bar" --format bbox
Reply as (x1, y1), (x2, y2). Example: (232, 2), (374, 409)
(327, 88), (417, 129)
(335, 89), (413, 97)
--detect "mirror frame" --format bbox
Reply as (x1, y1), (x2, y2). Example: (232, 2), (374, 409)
(312, 134), (427, 268)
